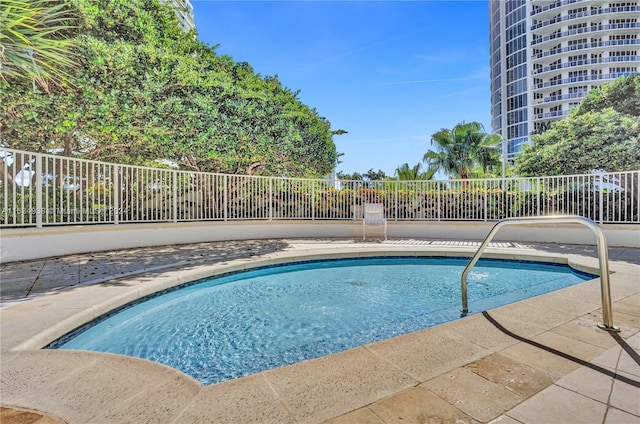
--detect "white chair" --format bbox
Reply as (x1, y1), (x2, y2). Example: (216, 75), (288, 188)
(362, 203), (387, 240)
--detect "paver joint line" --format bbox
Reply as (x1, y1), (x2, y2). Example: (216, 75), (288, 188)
(482, 311), (640, 389)
(361, 344), (422, 383)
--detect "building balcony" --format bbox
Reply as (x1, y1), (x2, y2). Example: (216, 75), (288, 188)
(533, 110), (570, 120)
(530, 0), (588, 18)
(532, 23), (640, 47)
(534, 92), (587, 106)
(532, 56), (640, 76)
(533, 72), (636, 90)
(531, 6), (639, 31)
(532, 39), (640, 61)
(545, 110), (570, 118)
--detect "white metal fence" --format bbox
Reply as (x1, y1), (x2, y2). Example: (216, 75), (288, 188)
(1, 148), (638, 228)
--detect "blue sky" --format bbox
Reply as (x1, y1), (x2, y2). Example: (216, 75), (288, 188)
(192, 1), (491, 176)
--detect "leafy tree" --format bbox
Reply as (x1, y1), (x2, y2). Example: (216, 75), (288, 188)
(336, 169), (388, 181)
(394, 163), (436, 180)
(515, 109), (640, 176)
(336, 171), (363, 181)
(1, 0), (338, 177)
(516, 75), (640, 176)
(423, 121), (501, 179)
(0, 0), (79, 92)
(363, 169), (388, 181)
(574, 74), (640, 117)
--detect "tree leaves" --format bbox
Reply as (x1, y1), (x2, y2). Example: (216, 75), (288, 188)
(1, 0), (338, 177)
(516, 75), (640, 176)
(394, 163), (435, 180)
(574, 74), (640, 118)
(0, 0), (80, 92)
(423, 121), (502, 179)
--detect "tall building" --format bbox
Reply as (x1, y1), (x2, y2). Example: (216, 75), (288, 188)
(490, 0), (640, 161)
(159, 0), (195, 33)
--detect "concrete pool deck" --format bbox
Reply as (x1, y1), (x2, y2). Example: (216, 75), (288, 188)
(0, 238), (638, 423)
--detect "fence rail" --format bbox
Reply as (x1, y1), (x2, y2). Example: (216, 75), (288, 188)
(1, 148), (638, 228)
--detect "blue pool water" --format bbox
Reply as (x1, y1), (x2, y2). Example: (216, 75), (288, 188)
(56, 257), (593, 385)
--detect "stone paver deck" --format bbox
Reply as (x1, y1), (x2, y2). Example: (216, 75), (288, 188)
(1, 238), (639, 423)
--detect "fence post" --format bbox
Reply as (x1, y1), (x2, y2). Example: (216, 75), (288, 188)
(113, 165), (119, 225)
(637, 171), (640, 224)
(269, 177), (273, 221)
(537, 177), (541, 217)
(223, 175), (228, 221)
(394, 181), (398, 221)
(437, 182), (441, 221)
(311, 180), (315, 221)
(35, 153), (43, 228)
(598, 174), (604, 224)
(172, 171), (178, 223)
(483, 179), (488, 221)
(352, 181), (356, 220)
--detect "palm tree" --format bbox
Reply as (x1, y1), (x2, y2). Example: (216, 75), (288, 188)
(0, 0), (79, 92)
(394, 162), (436, 180)
(423, 121), (501, 179)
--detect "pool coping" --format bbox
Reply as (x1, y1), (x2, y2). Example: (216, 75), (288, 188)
(1, 239), (639, 423)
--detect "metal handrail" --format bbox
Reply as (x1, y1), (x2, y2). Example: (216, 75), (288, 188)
(461, 215), (620, 332)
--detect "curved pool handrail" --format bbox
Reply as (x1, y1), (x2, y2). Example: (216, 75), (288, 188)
(461, 215), (619, 332)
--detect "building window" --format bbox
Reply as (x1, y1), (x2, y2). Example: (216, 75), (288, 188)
(507, 35), (527, 55)
(507, 94), (527, 110)
(568, 38), (588, 46)
(609, 66), (638, 73)
(506, 124), (528, 139)
(569, 86), (588, 94)
(609, 18), (638, 23)
(569, 70), (588, 77)
(609, 50), (637, 56)
(568, 54), (588, 64)
(568, 23), (587, 30)
(507, 109), (528, 125)
(505, 0), (526, 15)
(506, 64), (527, 82)
(610, 34), (638, 39)
(568, 7), (587, 14)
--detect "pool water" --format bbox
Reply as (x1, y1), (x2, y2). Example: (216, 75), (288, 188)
(56, 257), (593, 385)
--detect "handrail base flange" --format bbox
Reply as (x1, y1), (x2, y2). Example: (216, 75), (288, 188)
(597, 323), (621, 332)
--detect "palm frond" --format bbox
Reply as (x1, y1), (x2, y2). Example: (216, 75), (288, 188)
(425, 121), (502, 179)
(0, 0), (80, 91)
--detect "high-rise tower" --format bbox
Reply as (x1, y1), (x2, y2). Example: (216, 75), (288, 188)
(490, 0), (639, 161)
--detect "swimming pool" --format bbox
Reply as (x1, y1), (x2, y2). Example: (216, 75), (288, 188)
(54, 257), (594, 385)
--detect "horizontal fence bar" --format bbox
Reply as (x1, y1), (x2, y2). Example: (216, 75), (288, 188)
(0, 148), (638, 228)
